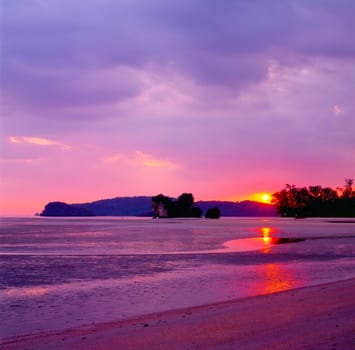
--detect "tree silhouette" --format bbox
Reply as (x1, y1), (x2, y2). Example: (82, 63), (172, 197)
(205, 207), (221, 219)
(272, 179), (354, 217)
(342, 178), (354, 198)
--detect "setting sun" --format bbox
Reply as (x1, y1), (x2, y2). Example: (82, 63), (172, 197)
(261, 194), (271, 203)
(246, 192), (273, 204)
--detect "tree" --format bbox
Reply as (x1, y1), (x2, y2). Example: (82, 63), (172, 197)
(342, 178), (354, 198)
(272, 179), (355, 218)
(320, 187), (338, 202)
(309, 185), (322, 198)
(271, 184), (299, 217)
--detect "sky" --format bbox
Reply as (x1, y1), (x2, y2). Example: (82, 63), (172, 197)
(1, 0), (355, 216)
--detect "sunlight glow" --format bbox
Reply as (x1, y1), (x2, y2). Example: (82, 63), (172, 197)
(247, 192), (273, 204)
(261, 193), (271, 203)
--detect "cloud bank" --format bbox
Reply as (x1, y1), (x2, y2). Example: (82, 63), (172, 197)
(1, 0), (355, 214)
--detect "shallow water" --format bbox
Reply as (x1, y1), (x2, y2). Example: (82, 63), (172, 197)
(0, 217), (354, 338)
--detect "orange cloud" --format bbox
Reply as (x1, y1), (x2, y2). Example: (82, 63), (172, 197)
(8, 136), (70, 150)
(103, 150), (179, 170)
(103, 154), (124, 163)
(135, 150), (178, 169)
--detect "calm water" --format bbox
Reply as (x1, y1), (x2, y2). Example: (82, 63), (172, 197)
(1, 216), (355, 338)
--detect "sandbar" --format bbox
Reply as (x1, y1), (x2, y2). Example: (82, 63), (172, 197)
(1, 278), (354, 350)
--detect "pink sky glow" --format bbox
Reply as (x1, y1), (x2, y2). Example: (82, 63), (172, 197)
(1, 1), (355, 216)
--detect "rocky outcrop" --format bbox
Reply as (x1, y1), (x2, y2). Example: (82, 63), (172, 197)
(40, 202), (95, 217)
(151, 194), (170, 218)
(152, 193), (202, 218)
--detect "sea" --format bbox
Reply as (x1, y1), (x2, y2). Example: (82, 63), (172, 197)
(1, 216), (355, 339)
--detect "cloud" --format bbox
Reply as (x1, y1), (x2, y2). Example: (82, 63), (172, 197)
(103, 154), (124, 163)
(104, 150), (179, 169)
(333, 104), (345, 116)
(2, 0), (355, 123)
(8, 136), (70, 150)
(2, 62), (141, 112)
(1, 1), (355, 215)
(134, 150), (178, 169)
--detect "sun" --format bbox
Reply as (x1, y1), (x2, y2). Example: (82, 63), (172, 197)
(261, 193), (271, 203)
(247, 192), (273, 204)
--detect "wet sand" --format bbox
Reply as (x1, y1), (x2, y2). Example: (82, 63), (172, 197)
(1, 278), (354, 350)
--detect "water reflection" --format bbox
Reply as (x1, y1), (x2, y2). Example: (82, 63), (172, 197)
(258, 263), (297, 294)
(223, 226), (304, 253)
(226, 226), (302, 294)
(5, 286), (49, 297)
(261, 226), (271, 237)
(257, 226), (301, 293)
(261, 227), (272, 252)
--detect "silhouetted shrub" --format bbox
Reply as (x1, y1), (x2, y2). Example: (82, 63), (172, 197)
(205, 206), (221, 219)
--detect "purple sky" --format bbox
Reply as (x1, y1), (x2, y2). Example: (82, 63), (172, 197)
(1, 0), (355, 215)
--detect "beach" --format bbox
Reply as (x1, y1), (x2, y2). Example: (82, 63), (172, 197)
(1, 217), (355, 348)
(1, 278), (354, 350)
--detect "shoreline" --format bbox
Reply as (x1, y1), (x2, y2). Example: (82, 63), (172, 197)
(2, 278), (354, 350)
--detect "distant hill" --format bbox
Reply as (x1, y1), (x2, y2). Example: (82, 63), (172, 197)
(41, 196), (277, 217)
(72, 196), (153, 216)
(40, 202), (95, 217)
(196, 200), (277, 217)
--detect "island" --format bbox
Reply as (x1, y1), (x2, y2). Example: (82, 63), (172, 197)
(40, 202), (95, 217)
(39, 195), (277, 217)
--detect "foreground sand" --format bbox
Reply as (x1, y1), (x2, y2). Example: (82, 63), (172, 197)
(1, 279), (354, 350)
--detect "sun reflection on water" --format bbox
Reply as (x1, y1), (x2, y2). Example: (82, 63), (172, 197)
(261, 227), (271, 242)
(259, 263), (297, 294)
(258, 226), (298, 293)
(261, 226), (272, 252)
(223, 226), (281, 252)
(227, 225), (302, 295)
